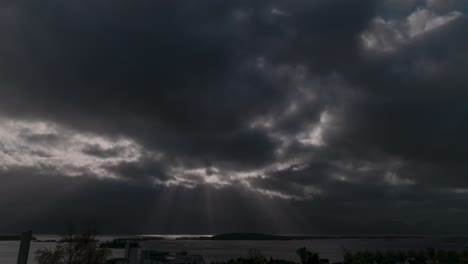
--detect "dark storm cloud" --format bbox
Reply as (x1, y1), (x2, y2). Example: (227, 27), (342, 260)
(0, 169), (303, 234)
(2, 168), (468, 235)
(82, 144), (126, 158)
(1, 0), (468, 234)
(315, 17), (468, 192)
(247, 154), (393, 200)
(106, 156), (171, 182)
(0, 0), (378, 168)
(19, 131), (62, 145)
(247, 161), (468, 234)
(337, 18), (468, 163)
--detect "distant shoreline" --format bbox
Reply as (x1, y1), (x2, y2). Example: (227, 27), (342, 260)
(9, 233), (468, 243)
(175, 233), (429, 240)
(116, 233), (467, 241)
(0, 235), (37, 241)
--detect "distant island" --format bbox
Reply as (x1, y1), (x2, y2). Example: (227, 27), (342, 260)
(28, 233), (468, 247)
(175, 233), (427, 240)
(99, 237), (163, 248)
(94, 233), (436, 249)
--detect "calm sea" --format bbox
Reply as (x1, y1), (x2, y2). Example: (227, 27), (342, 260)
(1, 235), (467, 264)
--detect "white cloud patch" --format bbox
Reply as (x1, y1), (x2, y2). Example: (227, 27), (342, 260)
(298, 111), (333, 147)
(270, 7), (288, 17)
(361, 3), (463, 52)
(361, 17), (406, 52)
(407, 8), (462, 37)
(383, 171), (415, 186)
(173, 167), (232, 187)
(453, 188), (468, 194)
(0, 118), (142, 178)
(255, 188), (305, 200)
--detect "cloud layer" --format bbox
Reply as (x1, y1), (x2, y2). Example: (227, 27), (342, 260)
(1, 0), (468, 234)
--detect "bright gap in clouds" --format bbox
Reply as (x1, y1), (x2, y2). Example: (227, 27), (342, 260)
(0, 117), (142, 179)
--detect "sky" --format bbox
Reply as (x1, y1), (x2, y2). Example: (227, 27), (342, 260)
(1, 0), (468, 235)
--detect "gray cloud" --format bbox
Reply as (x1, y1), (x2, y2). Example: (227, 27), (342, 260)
(82, 144), (127, 159)
(0, 0), (468, 234)
(2, 169), (468, 235)
(105, 156), (171, 183)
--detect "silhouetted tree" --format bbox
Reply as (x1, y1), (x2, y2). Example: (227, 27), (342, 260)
(297, 247), (308, 264)
(296, 247), (319, 264)
(35, 223), (110, 264)
(248, 248), (266, 264)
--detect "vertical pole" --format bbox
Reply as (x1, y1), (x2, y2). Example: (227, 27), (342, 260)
(17, 231), (32, 264)
(125, 240), (130, 259)
(129, 246), (138, 264)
